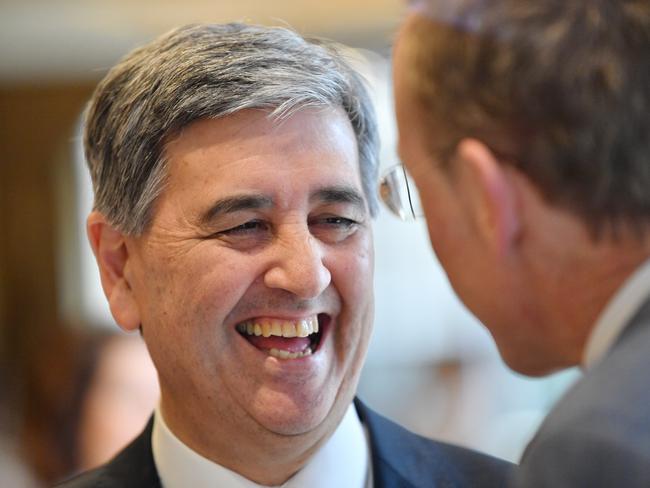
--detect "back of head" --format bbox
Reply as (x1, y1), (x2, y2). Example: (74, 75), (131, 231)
(403, 0), (650, 237)
(84, 23), (379, 236)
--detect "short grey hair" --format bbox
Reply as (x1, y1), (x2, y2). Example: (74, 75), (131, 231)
(84, 23), (379, 235)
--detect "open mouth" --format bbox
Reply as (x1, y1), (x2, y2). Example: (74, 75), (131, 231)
(235, 314), (328, 359)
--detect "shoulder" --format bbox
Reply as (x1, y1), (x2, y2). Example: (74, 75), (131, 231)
(516, 317), (650, 487)
(354, 399), (512, 488)
(56, 417), (160, 488)
(530, 314), (650, 448)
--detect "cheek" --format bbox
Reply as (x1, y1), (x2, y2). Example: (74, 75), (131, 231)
(132, 248), (260, 369)
(416, 185), (462, 256)
(331, 236), (374, 303)
(329, 237), (375, 351)
(139, 245), (253, 313)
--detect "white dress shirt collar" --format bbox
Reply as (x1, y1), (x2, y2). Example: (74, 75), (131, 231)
(152, 403), (371, 488)
(583, 257), (650, 369)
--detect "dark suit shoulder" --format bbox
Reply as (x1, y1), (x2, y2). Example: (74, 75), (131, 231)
(56, 417), (160, 488)
(515, 313), (650, 487)
(355, 399), (512, 488)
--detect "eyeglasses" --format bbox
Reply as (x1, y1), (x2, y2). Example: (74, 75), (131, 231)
(378, 164), (423, 221)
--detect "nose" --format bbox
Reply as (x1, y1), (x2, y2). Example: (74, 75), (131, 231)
(263, 229), (331, 299)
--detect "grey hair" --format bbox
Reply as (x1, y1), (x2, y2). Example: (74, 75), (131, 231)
(84, 23), (379, 235)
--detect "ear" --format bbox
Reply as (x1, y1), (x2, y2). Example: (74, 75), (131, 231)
(455, 138), (521, 256)
(87, 211), (141, 331)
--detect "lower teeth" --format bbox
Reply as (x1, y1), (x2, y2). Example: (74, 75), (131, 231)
(268, 347), (312, 359)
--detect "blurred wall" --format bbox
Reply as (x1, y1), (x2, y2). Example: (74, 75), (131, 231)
(0, 82), (94, 397)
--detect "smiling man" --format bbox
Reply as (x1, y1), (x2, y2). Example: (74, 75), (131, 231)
(59, 23), (510, 487)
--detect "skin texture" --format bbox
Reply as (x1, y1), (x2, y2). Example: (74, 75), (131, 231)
(392, 13), (650, 376)
(88, 107), (375, 484)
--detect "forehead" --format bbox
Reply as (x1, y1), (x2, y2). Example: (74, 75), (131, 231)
(160, 107), (362, 208)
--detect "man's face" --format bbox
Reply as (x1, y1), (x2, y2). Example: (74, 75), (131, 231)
(392, 15), (570, 376)
(120, 108), (374, 444)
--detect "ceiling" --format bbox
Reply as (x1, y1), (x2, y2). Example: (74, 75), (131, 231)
(0, 0), (404, 83)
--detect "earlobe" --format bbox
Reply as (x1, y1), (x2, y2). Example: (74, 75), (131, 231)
(456, 138), (521, 256)
(87, 211), (141, 331)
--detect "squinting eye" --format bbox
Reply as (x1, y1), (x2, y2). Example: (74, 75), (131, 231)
(321, 216), (357, 227)
(309, 215), (360, 243)
(207, 219), (272, 251)
(220, 220), (269, 236)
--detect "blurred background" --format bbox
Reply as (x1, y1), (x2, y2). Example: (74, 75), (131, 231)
(0, 0), (578, 485)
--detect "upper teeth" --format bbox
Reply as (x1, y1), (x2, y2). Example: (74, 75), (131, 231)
(236, 316), (319, 338)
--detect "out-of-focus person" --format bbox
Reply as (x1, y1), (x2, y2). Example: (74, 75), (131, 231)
(59, 21), (512, 488)
(74, 333), (159, 472)
(21, 328), (158, 485)
(390, 0), (650, 485)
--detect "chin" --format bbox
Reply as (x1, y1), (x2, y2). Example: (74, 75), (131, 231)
(251, 387), (339, 436)
(497, 342), (568, 378)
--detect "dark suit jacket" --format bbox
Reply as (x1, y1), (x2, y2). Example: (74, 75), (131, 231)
(59, 399), (511, 487)
(513, 298), (650, 487)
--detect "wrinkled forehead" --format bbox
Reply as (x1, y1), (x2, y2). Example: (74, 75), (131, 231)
(164, 107), (362, 184)
(164, 106), (359, 163)
(159, 107), (364, 204)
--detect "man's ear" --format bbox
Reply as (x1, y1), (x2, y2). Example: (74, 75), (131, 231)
(87, 211), (141, 332)
(455, 138), (521, 256)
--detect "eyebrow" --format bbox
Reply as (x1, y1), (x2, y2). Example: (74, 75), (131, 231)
(311, 186), (367, 212)
(199, 194), (273, 226)
(199, 185), (367, 226)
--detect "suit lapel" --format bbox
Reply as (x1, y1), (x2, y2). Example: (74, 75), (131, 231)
(106, 416), (161, 487)
(354, 398), (414, 487)
(355, 398), (511, 488)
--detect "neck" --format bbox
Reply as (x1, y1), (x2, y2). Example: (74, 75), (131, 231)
(527, 220), (650, 368)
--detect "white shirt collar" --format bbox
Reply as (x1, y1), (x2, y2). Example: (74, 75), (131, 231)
(583, 257), (650, 369)
(152, 403), (371, 488)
